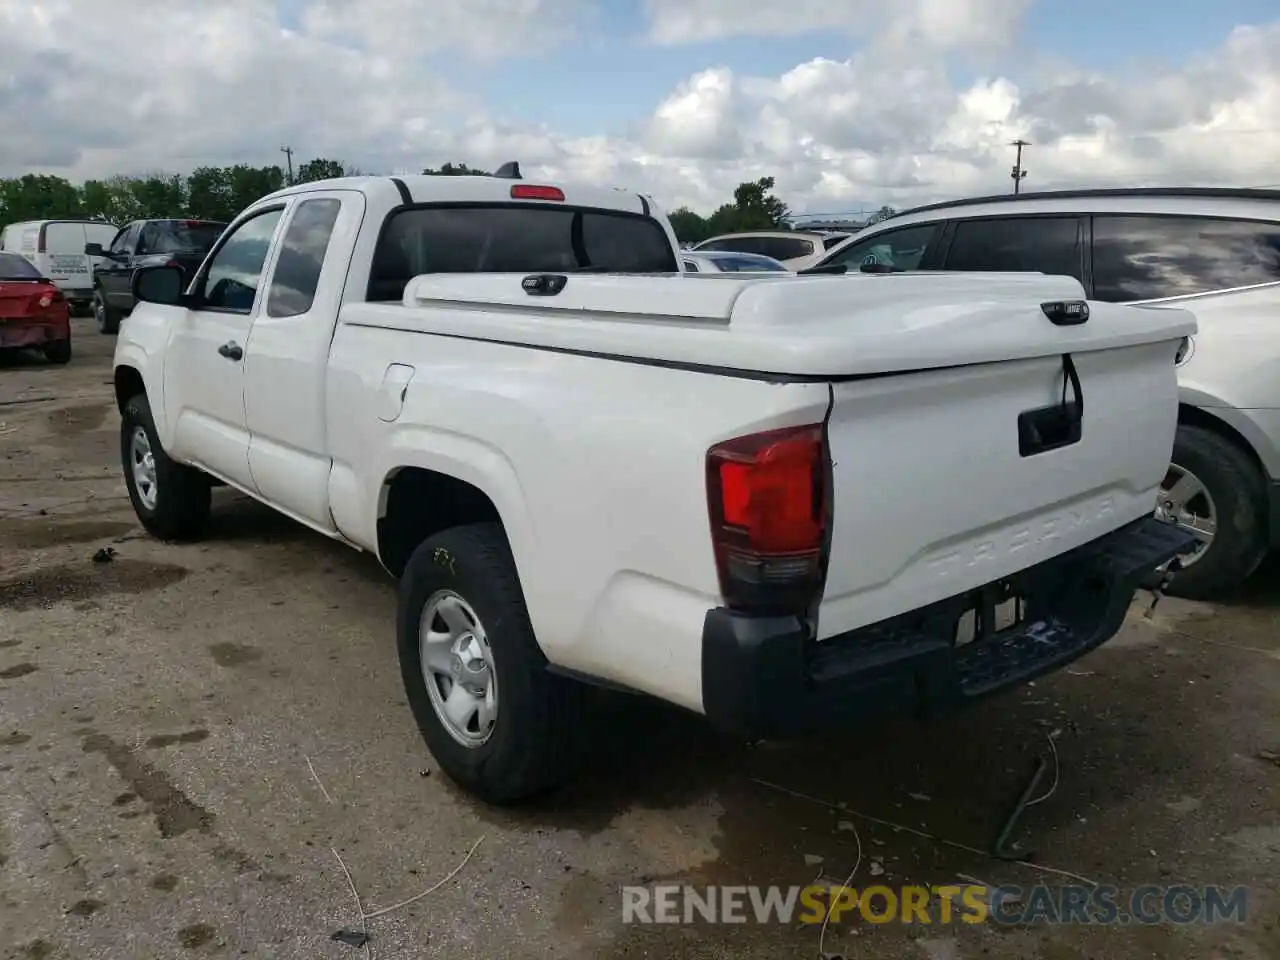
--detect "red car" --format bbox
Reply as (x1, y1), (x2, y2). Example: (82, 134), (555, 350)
(0, 252), (71, 364)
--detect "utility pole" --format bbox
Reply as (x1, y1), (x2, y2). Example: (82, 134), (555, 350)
(280, 145), (295, 185)
(1010, 139), (1030, 194)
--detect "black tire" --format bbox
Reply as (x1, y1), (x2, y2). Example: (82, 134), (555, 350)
(43, 338), (71, 365)
(396, 523), (590, 804)
(1162, 423), (1269, 600)
(94, 289), (121, 335)
(120, 393), (211, 541)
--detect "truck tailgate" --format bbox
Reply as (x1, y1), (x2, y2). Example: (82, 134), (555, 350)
(816, 335), (1184, 640)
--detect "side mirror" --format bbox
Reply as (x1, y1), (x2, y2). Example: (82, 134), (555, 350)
(84, 243), (106, 257)
(132, 264), (187, 306)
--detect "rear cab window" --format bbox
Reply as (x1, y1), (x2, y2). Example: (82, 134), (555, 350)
(367, 203), (678, 301)
(1091, 214), (1280, 302)
(141, 220), (227, 255)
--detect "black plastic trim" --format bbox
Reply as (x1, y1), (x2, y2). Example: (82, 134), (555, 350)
(388, 177), (413, 205)
(700, 516), (1201, 740)
(886, 186), (1280, 224)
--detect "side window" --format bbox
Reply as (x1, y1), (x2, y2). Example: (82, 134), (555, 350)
(1092, 215), (1280, 302)
(697, 238), (733, 252)
(822, 235), (848, 251)
(110, 225), (135, 256)
(266, 199), (342, 317)
(944, 216), (1083, 281)
(136, 223), (158, 254)
(825, 223), (941, 271)
(197, 209), (284, 313)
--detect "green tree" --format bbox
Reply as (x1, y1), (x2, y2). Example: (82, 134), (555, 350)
(705, 177), (791, 235)
(0, 174), (83, 225)
(186, 166), (236, 221)
(865, 205), (897, 225)
(422, 161), (489, 176)
(295, 158), (346, 183)
(668, 207), (710, 244)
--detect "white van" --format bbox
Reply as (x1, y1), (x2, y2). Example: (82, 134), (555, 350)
(0, 220), (119, 312)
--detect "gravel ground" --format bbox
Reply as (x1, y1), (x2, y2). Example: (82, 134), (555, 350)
(1, 317), (1278, 960)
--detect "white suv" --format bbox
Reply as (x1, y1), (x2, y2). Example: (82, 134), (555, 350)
(692, 230), (849, 271)
(815, 188), (1280, 599)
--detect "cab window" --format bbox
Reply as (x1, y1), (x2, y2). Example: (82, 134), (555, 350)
(823, 223), (941, 271)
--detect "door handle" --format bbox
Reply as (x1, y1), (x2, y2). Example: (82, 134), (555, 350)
(218, 342), (243, 361)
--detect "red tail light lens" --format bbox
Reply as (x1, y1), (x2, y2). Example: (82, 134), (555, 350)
(37, 286), (62, 309)
(511, 184), (565, 201)
(707, 424), (829, 615)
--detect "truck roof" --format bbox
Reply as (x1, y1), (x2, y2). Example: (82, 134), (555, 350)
(258, 174), (655, 218)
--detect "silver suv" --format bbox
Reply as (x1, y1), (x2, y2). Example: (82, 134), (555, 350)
(815, 188), (1280, 599)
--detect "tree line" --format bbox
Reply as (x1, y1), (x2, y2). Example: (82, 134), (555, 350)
(0, 158), (876, 243)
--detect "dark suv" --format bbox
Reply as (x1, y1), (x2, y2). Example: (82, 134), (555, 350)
(87, 218), (226, 333)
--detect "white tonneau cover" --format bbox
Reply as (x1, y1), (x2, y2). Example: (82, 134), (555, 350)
(393, 272), (1195, 377)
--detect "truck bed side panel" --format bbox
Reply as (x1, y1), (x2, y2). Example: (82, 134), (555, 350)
(325, 312), (830, 711)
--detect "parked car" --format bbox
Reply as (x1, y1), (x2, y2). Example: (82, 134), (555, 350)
(813, 187), (1280, 599)
(681, 251), (789, 273)
(691, 230), (848, 270)
(0, 219), (119, 314)
(113, 170), (1197, 803)
(86, 218), (227, 334)
(0, 252), (72, 364)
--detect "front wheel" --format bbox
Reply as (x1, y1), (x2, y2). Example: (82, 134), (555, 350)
(396, 523), (590, 804)
(120, 394), (211, 541)
(1156, 424), (1269, 600)
(94, 290), (121, 335)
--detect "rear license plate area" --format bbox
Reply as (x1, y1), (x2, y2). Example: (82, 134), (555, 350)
(954, 583), (1026, 648)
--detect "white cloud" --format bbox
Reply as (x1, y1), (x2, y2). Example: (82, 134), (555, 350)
(2, 1), (1279, 219)
(300, 0), (592, 59)
(641, 0), (1031, 50)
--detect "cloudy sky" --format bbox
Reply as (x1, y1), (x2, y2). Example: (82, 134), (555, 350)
(2, 0), (1279, 216)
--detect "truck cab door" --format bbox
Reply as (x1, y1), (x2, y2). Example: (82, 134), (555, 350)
(100, 224), (137, 309)
(161, 207), (286, 493)
(242, 191), (362, 530)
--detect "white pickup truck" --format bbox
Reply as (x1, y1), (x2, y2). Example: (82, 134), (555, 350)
(112, 170), (1200, 804)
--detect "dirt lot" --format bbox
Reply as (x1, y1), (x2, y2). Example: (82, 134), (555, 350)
(1, 317), (1278, 960)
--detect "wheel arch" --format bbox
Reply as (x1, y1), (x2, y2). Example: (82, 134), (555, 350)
(376, 463), (532, 581)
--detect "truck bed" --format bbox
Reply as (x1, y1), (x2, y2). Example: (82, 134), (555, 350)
(340, 270), (1199, 379)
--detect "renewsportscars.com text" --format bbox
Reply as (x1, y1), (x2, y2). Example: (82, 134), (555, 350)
(622, 883), (1249, 926)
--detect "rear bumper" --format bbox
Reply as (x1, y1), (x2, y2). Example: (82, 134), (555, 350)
(700, 516), (1201, 740)
(0, 318), (69, 349)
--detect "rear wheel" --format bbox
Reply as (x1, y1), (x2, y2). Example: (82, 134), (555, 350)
(42, 337), (71, 365)
(396, 523), (590, 804)
(94, 289), (121, 334)
(1156, 424), (1269, 600)
(120, 393), (211, 541)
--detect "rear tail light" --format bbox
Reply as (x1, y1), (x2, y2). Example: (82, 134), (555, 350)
(511, 184), (564, 201)
(37, 288), (62, 309)
(707, 424), (829, 615)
